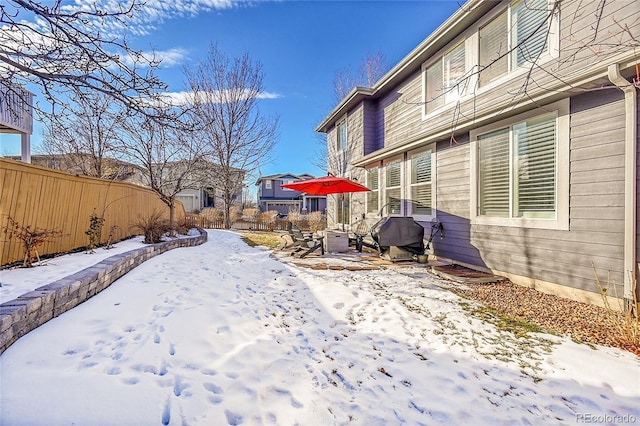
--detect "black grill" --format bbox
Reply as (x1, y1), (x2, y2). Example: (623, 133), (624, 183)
(371, 217), (425, 255)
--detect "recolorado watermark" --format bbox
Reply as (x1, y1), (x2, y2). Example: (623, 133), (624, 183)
(576, 413), (638, 424)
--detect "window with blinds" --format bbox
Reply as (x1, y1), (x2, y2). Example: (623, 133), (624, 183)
(479, 11), (508, 87)
(385, 160), (402, 215)
(336, 120), (347, 152)
(478, 0), (549, 87)
(366, 167), (379, 214)
(478, 129), (510, 216)
(409, 150), (432, 216)
(477, 113), (556, 218)
(513, 114), (556, 218)
(512, 0), (548, 68)
(443, 42), (466, 104)
(426, 43), (466, 114)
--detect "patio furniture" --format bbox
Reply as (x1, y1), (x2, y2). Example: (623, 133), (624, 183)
(370, 216), (425, 262)
(349, 217), (380, 253)
(290, 228), (325, 258)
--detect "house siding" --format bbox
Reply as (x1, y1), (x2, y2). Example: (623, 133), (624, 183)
(432, 136), (483, 266)
(363, 100), (379, 155)
(464, 91), (627, 296)
(353, 0), (640, 154)
(319, 0), (639, 305)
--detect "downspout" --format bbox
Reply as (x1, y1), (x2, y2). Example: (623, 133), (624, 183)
(607, 64), (638, 311)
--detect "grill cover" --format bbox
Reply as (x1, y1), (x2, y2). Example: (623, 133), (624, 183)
(371, 217), (425, 254)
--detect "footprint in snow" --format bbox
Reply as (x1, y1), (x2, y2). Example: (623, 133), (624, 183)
(333, 302), (345, 309)
(225, 410), (243, 425)
(106, 367), (121, 376)
(161, 398), (171, 425)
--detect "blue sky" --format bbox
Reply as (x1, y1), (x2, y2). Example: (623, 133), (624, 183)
(1, 0), (461, 179)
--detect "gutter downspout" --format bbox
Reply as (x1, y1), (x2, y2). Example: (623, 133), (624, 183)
(608, 64), (638, 311)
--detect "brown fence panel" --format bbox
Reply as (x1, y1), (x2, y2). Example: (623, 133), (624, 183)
(0, 158), (184, 267)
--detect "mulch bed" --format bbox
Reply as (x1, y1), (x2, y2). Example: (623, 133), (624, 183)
(453, 279), (640, 356)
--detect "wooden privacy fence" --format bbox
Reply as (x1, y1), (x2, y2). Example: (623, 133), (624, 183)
(184, 214), (326, 232)
(0, 158), (185, 267)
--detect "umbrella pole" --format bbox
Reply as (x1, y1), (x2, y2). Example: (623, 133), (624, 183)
(342, 194), (345, 231)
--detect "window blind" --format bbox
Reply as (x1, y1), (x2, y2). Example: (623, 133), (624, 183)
(512, 0), (548, 67)
(386, 161), (401, 214)
(410, 151), (432, 215)
(367, 168), (379, 214)
(479, 11), (508, 86)
(426, 62), (444, 114)
(444, 43), (466, 103)
(514, 114), (556, 217)
(386, 161), (401, 188)
(478, 128), (510, 216)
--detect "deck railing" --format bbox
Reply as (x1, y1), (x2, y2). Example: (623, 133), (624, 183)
(0, 83), (33, 134)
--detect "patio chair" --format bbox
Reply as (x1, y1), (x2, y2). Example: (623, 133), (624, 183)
(348, 217), (380, 253)
(289, 225), (325, 258)
(279, 222), (313, 250)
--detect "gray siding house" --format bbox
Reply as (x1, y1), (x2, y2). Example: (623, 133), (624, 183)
(317, 0), (639, 309)
(256, 173), (327, 215)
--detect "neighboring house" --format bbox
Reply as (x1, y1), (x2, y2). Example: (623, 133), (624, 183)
(255, 173), (327, 215)
(0, 83), (33, 163)
(169, 161), (246, 214)
(316, 0), (639, 309)
(6, 154), (148, 186)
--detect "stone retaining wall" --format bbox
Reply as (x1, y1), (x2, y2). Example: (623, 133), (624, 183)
(0, 229), (207, 355)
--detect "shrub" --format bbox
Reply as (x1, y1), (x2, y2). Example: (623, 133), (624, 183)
(308, 211), (326, 232)
(201, 208), (222, 221)
(105, 225), (119, 249)
(593, 263), (639, 355)
(288, 208), (302, 224)
(260, 210), (278, 225)
(229, 206), (243, 222)
(131, 210), (171, 244)
(2, 216), (62, 267)
(243, 208), (260, 220)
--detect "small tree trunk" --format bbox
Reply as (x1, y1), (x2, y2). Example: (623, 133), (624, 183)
(169, 201), (177, 237)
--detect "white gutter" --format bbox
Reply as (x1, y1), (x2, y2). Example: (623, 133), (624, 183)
(607, 64), (638, 308)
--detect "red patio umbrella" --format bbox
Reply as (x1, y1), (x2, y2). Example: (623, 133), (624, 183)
(281, 175), (370, 230)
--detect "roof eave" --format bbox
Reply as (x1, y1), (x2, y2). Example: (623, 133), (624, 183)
(315, 0), (490, 134)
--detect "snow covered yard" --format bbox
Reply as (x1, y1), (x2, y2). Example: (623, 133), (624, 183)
(0, 230), (638, 425)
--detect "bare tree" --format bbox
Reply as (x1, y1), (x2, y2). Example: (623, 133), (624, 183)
(314, 52), (390, 175)
(115, 108), (205, 231)
(40, 92), (123, 178)
(0, 1), (167, 116)
(333, 51), (388, 104)
(185, 43), (279, 229)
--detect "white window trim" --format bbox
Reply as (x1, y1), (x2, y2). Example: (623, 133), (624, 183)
(406, 145), (436, 222)
(469, 98), (569, 230)
(475, 0), (559, 94)
(282, 179), (295, 191)
(382, 155), (404, 216)
(421, 36), (471, 119)
(336, 116), (348, 153)
(421, 0), (560, 116)
(365, 165), (381, 217)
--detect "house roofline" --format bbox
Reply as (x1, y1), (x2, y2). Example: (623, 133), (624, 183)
(315, 0), (490, 134)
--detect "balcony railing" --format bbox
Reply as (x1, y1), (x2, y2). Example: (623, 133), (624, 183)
(0, 83), (34, 134)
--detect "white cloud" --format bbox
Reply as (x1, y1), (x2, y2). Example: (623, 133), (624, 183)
(121, 48), (189, 68)
(157, 89), (282, 106)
